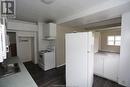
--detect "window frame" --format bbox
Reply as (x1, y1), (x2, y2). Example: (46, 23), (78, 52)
(107, 35), (121, 46)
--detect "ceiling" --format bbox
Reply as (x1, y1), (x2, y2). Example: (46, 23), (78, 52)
(14, 0), (130, 28)
(59, 0), (130, 28)
(84, 17), (121, 30)
(15, 0), (106, 22)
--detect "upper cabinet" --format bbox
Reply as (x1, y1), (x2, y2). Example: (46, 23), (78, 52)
(43, 23), (56, 40)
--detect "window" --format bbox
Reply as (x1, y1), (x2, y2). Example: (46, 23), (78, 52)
(108, 36), (115, 45)
(107, 36), (121, 46)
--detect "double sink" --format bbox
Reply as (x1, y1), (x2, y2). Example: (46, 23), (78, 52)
(0, 59), (20, 78)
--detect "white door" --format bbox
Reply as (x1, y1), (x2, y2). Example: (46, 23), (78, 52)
(66, 32), (94, 87)
(18, 37), (32, 62)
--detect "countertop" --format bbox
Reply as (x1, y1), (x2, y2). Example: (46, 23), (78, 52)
(0, 57), (38, 87)
(95, 51), (120, 54)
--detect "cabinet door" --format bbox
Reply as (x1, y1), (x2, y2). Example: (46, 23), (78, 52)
(49, 23), (56, 37)
(94, 53), (104, 77)
(104, 53), (119, 82)
(43, 23), (56, 37)
(43, 23), (49, 37)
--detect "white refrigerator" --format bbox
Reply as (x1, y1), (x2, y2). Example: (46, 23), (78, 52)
(65, 32), (94, 87)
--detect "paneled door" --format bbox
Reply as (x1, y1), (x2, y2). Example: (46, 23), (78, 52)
(18, 37), (32, 62)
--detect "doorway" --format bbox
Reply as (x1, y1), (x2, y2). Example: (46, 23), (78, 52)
(7, 32), (17, 57)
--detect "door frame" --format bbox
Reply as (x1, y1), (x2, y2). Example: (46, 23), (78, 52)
(7, 30), (38, 64)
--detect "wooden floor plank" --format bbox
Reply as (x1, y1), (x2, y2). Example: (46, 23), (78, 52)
(24, 61), (125, 87)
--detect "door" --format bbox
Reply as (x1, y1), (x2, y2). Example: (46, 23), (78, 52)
(18, 37), (32, 62)
(66, 32), (94, 87)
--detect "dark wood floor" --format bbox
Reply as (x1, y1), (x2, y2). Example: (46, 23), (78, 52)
(24, 61), (65, 87)
(24, 61), (125, 87)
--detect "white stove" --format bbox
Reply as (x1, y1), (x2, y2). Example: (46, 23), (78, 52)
(38, 50), (55, 71)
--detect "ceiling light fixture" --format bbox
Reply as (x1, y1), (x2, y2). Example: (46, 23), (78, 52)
(41, 0), (56, 4)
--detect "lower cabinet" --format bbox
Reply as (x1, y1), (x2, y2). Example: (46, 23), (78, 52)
(94, 53), (104, 76)
(94, 52), (119, 82)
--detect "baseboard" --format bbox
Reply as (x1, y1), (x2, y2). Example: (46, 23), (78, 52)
(21, 58), (32, 62)
(56, 64), (65, 68)
(118, 80), (127, 87)
(95, 74), (126, 87)
(94, 73), (104, 78)
(94, 73), (118, 83)
(99, 50), (120, 53)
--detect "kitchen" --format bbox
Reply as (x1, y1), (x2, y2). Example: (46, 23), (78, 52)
(0, 19), (58, 87)
(0, 0), (130, 87)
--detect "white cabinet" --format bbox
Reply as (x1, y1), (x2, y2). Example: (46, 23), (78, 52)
(44, 52), (55, 71)
(94, 52), (119, 82)
(43, 23), (56, 39)
(104, 54), (119, 82)
(94, 53), (104, 76)
(66, 32), (94, 87)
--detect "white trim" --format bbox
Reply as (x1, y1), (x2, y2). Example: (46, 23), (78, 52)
(16, 32), (38, 64)
(57, 64), (65, 68)
(7, 29), (38, 32)
(20, 58), (32, 63)
(8, 19), (37, 25)
(7, 20), (38, 32)
(95, 73), (118, 83)
(93, 26), (121, 31)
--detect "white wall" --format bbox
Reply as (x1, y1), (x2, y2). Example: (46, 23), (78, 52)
(56, 25), (86, 66)
(119, 12), (130, 86)
(94, 32), (100, 53)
